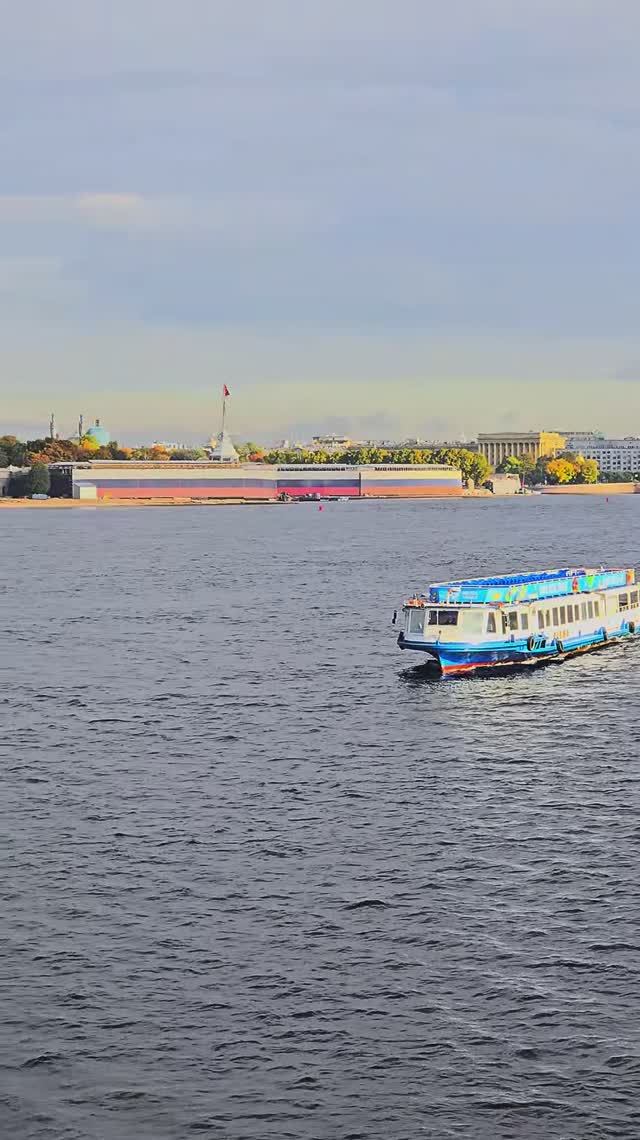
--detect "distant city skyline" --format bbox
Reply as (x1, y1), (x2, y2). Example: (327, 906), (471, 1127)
(3, 1), (640, 440)
(7, 412), (640, 454)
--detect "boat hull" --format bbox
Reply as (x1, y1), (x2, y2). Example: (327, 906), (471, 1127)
(398, 624), (636, 675)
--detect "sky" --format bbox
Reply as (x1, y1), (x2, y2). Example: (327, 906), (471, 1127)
(3, 0), (640, 443)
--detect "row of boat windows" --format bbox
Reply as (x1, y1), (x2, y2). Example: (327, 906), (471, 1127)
(488, 600), (602, 634)
(425, 589), (638, 634)
(426, 603), (603, 632)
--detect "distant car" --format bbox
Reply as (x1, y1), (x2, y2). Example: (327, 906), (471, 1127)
(31, 494), (49, 500)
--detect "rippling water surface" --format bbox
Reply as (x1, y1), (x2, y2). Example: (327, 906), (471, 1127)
(3, 496), (640, 1139)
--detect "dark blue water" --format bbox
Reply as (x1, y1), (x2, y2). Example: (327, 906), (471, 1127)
(3, 496), (640, 1139)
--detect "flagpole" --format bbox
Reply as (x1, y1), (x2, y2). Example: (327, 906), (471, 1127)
(221, 388), (226, 436)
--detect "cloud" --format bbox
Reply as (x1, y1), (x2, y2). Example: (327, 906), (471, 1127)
(0, 192), (337, 242)
(0, 194), (146, 227)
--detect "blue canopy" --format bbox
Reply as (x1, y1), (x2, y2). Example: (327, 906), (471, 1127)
(428, 567), (632, 605)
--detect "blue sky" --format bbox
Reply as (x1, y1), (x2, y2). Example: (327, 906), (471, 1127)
(3, 0), (640, 443)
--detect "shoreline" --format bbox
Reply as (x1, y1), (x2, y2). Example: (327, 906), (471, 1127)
(0, 497), (273, 508)
(1, 482), (637, 508)
(1, 494), (481, 508)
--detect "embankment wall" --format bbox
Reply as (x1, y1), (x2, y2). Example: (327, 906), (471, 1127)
(540, 483), (638, 495)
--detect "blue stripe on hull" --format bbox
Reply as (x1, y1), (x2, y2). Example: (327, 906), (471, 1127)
(400, 625), (636, 674)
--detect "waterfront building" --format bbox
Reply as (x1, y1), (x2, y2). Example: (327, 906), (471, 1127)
(48, 461), (464, 501)
(477, 431), (566, 466)
(565, 436), (640, 473)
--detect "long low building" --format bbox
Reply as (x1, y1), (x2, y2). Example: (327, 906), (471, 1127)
(49, 461), (463, 500)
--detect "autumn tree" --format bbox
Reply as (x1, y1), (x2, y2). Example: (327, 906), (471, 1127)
(235, 441), (265, 461)
(545, 457), (577, 484)
(24, 438), (85, 464)
(0, 435), (27, 465)
(573, 456), (599, 484)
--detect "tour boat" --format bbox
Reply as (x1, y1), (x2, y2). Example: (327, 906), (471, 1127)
(397, 567), (640, 675)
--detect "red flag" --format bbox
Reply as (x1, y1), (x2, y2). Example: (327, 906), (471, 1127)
(223, 384), (230, 397)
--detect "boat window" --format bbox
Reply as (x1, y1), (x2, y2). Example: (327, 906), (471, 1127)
(438, 609), (458, 626)
(428, 610), (438, 625)
(552, 607), (559, 625)
(619, 592), (629, 611)
(463, 611), (484, 634)
(581, 602), (587, 620)
(521, 613), (529, 631)
(587, 600), (594, 618)
(546, 609), (551, 626)
(559, 606), (566, 624)
(408, 609), (425, 633)
(567, 604), (573, 622)
(538, 611), (545, 630)
(594, 600), (600, 617)
(486, 612), (496, 633)
(508, 611), (518, 631)
(631, 590), (638, 607)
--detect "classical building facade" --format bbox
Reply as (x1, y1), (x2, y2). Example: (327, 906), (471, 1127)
(477, 431), (566, 467)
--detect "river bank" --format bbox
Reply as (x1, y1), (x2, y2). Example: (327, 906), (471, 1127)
(1, 481), (637, 507)
(0, 497), (271, 508)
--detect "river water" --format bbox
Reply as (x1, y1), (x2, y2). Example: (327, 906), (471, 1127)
(2, 496), (640, 1139)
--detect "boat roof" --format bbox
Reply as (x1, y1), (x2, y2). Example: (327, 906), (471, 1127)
(426, 567), (634, 606)
(431, 567), (611, 589)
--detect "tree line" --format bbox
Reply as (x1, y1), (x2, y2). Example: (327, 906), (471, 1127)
(496, 453), (601, 485)
(0, 434), (211, 466)
(6, 431), (637, 492)
(260, 446), (492, 486)
(0, 433), (492, 487)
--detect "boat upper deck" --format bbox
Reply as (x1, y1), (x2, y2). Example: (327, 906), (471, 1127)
(428, 567), (633, 605)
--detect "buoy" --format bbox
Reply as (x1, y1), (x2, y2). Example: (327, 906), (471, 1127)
(318, 505), (323, 511)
